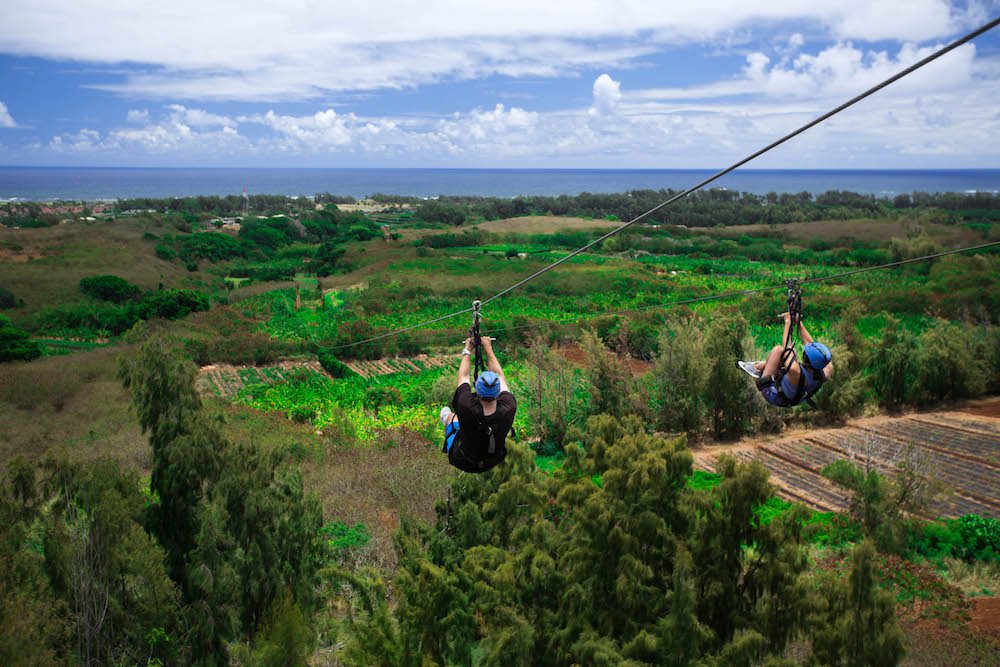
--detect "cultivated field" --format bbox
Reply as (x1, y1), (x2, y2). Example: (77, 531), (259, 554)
(695, 400), (1000, 520)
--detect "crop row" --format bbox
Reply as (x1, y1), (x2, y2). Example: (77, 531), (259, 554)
(879, 418), (1000, 464)
(347, 355), (450, 379)
(705, 450), (848, 513)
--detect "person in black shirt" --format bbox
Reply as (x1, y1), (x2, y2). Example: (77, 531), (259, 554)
(439, 335), (517, 473)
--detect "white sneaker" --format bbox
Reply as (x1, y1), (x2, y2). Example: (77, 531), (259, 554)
(439, 406), (454, 427)
(737, 361), (763, 378)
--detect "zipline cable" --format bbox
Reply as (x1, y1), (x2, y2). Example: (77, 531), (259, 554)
(327, 15), (1000, 351)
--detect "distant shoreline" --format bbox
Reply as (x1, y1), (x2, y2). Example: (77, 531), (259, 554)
(2, 166), (999, 202)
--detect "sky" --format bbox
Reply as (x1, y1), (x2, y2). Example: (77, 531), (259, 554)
(0, 1), (998, 169)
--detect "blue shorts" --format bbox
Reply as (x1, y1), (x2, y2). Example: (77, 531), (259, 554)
(443, 418), (460, 454)
(759, 374), (799, 407)
(759, 383), (787, 407)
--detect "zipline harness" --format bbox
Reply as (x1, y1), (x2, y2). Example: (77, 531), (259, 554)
(778, 279), (803, 380)
(469, 299), (486, 385)
(759, 279), (825, 409)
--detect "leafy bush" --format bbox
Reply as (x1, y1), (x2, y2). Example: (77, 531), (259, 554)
(154, 243), (178, 260)
(288, 405), (317, 424)
(0, 287), (20, 309)
(228, 259), (302, 281)
(870, 315), (915, 409)
(933, 515), (1000, 563)
(176, 232), (246, 262)
(320, 521), (371, 562)
(133, 289), (211, 321)
(317, 349), (354, 378)
(0, 314), (42, 362)
(416, 199), (467, 226)
(79, 274), (142, 303)
(239, 217), (299, 252)
(911, 320), (987, 404)
(364, 385), (402, 410)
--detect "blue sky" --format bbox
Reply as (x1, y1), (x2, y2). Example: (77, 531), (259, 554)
(1, 1), (998, 168)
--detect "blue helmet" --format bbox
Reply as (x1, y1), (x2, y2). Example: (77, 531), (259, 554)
(804, 342), (832, 369)
(475, 371), (502, 399)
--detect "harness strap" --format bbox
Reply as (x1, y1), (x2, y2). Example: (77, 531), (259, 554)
(470, 299), (485, 384)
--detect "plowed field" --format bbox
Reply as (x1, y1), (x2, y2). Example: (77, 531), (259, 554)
(693, 400), (1000, 519)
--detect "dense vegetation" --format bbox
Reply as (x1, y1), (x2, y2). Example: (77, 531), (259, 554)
(1, 188), (998, 664)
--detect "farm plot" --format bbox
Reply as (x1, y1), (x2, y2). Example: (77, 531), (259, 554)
(198, 362), (324, 398)
(698, 406), (1000, 519)
(347, 354), (452, 379)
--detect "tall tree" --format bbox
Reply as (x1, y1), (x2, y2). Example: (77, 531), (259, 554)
(703, 313), (753, 439)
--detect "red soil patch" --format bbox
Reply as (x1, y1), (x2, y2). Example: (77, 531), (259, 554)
(970, 597), (1000, 640)
(556, 344), (652, 376)
(959, 398), (1000, 419)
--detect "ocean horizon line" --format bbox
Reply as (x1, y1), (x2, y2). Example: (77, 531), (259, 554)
(2, 165), (999, 172)
(2, 166), (999, 201)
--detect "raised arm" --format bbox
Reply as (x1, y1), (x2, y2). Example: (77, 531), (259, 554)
(798, 319), (815, 345)
(479, 337), (509, 393)
(779, 311), (793, 345)
(457, 337), (473, 388)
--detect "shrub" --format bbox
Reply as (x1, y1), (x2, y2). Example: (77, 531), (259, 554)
(79, 274), (142, 303)
(952, 515), (1000, 563)
(134, 289), (211, 321)
(911, 320), (986, 404)
(870, 315), (915, 409)
(653, 316), (707, 434)
(177, 232), (246, 262)
(364, 385), (402, 410)
(0, 287), (20, 309)
(154, 243), (178, 261)
(320, 521), (371, 562)
(317, 349), (354, 378)
(0, 314), (42, 362)
(703, 312), (754, 439)
(288, 405), (317, 424)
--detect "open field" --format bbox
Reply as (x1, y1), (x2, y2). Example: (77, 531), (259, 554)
(694, 398), (1000, 520)
(397, 214), (621, 240)
(0, 220), (224, 318)
(707, 218), (998, 245)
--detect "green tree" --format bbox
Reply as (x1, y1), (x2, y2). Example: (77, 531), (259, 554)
(911, 319), (987, 404)
(580, 329), (643, 417)
(870, 315), (915, 409)
(79, 274), (142, 302)
(815, 308), (869, 420)
(810, 541), (905, 666)
(653, 316), (707, 434)
(0, 314), (41, 362)
(702, 313), (753, 439)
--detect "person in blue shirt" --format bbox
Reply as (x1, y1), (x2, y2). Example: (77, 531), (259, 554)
(739, 311), (834, 407)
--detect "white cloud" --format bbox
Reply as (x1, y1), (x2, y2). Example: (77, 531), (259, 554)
(590, 74), (622, 116)
(166, 104), (234, 128)
(49, 106), (248, 157)
(0, 1), (971, 101)
(126, 109), (149, 124)
(29, 29), (1000, 169)
(0, 101), (17, 128)
(632, 41), (980, 103)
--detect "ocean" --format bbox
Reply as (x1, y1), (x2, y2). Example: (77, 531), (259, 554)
(1, 167), (998, 202)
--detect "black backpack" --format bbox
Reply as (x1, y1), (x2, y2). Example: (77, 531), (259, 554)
(448, 417), (507, 474)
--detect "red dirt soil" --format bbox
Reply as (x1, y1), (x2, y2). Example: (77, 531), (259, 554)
(556, 344), (653, 375)
(960, 399), (1000, 419)
(970, 597), (1000, 640)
